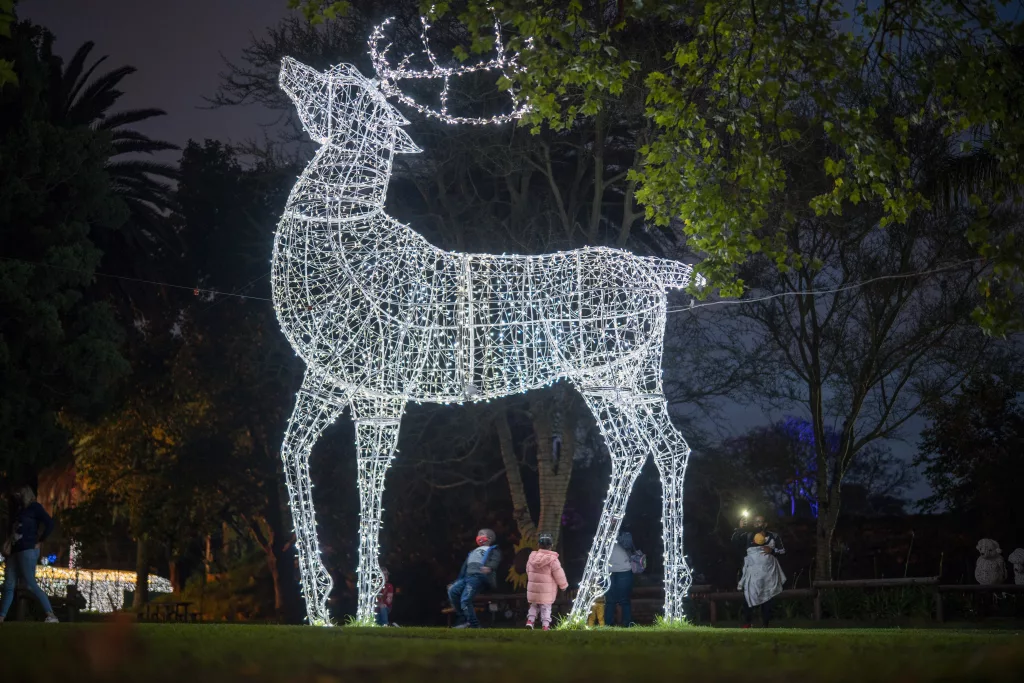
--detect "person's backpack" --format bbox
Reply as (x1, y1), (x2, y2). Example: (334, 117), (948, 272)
(629, 548), (647, 574)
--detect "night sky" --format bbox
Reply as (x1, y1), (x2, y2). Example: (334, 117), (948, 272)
(23, 0), (287, 147)
(21, 0), (932, 501)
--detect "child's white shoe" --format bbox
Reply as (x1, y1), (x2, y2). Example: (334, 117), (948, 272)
(44, 613), (59, 624)
(525, 620), (534, 629)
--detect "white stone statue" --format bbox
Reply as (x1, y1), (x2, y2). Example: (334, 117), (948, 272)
(1007, 548), (1024, 586)
(974, 538), (1007, 585)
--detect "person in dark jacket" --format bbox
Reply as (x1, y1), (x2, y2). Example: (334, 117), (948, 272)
(605, 531), (636, 626)
(447, 528), (501, 628)
(1, 486), (59, 623)
(731, 513), (786, 628)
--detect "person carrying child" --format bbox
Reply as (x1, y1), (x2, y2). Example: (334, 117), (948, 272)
(525, 533), (568, 631)
(448, 528), (502, 628)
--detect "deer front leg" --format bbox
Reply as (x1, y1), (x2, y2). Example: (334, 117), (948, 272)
(568, 390), (647, 628)
(350, 396), (405, 626)
(280, 371), (350, 626)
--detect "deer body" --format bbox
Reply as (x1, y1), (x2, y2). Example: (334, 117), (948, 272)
(276, 215), (673, 401)
(274, 48), (696, 628)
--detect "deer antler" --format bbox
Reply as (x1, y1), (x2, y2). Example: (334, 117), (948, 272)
(368, 11), (530, 126)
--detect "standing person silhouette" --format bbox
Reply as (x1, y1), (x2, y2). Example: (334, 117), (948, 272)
(1, 486), (59, 623)
(731, 513), (786, 628)
(605, 532), (636, 627)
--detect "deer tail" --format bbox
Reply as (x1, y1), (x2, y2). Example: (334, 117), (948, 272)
(648, 257), (705, 291)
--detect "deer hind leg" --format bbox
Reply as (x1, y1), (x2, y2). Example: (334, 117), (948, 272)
(281, 370), (350, 626)
(567, 386), (648, 628)
(349, 395), (406, 626)
(637, 398), (693, 623)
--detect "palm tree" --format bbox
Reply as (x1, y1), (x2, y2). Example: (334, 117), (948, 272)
(49, 41), (179, 266)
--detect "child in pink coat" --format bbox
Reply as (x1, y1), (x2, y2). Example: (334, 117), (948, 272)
(525, 533), (569, 630)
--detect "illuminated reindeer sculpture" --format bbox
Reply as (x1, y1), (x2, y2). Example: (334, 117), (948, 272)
(273, 17), (702, 627)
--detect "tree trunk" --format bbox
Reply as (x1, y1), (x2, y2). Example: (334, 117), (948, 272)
(169, 558), (182, 593)
(533, 391), (575, 547)
(246, 514), (287, 618)
(250, 420), (302, 622)
(267, 545), (284, 616)
(496, 407), (537, 543)
(814, 502), (841, 580)
(133, 536), (149, 610)
(204, 535), (212, 580)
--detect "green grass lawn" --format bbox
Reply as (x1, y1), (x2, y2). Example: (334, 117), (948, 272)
(0, 623), (1021, 682)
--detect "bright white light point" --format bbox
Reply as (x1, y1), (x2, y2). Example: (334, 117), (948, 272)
(273, 15), (701, 628)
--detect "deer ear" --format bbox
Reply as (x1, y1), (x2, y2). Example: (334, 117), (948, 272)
(393, 126), (422, 154)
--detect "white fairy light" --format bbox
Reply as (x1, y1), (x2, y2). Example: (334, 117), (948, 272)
(368, 12), (530, 125)
(0, 564), (171, 613)
(273, 19), (703, 627)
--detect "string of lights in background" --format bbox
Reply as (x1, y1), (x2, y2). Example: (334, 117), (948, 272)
(272, 13), (699, 628)
(0, 561), (171, 613)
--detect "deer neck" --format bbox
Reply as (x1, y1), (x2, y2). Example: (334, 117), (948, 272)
(290, 142), (394, 221)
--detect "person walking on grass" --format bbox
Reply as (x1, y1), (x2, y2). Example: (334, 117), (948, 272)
(732, 513), (786, 628)
(525, 533), (568, 631)
(1, 486), (59, 623)
(448, 528), (501, 629)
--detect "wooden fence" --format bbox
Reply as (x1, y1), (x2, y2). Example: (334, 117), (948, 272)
(448, 579), (1024, 626)
(690, 577), (1024, 624)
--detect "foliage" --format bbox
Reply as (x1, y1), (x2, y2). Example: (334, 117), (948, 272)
(65, 351), (228, 561)
(819, 587), (935, 621)
(647, 614), (699, 630)
(172, 139), (305, 618)
(0, 21), (129, 481)
(0, 0), (14, 86)
(707, 417), (912, 520)
(48, 41), (177, 218)
(413, 0), (1024, 336)
(153, 556), (279, 622)
(61, 140), (296, 596)
(45, 38), (179, 296)
(287, 0), (350, 26)
(915, 373), (1024, 538)
(729, 96), (1005, 576)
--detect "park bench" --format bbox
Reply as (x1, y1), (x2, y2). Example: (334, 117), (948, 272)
(138, 600), (201, 623)
(442, 592), (575, 626)
(128, 589), (201, 623)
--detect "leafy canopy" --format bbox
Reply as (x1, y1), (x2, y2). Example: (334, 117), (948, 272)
(293, 0), (1024, 335)
(0, 21), (130, 478)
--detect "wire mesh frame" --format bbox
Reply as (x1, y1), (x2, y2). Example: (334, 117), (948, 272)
(272, 48), (701, 627)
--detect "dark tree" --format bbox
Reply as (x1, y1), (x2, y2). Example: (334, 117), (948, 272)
(916, 374), (1024, 542)
(0, 21), (129, 484)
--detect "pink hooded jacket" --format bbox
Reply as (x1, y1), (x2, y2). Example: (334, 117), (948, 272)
(526, 549), (569, 605)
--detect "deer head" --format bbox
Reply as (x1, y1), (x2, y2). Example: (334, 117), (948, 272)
(279, 56), (422, 154)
